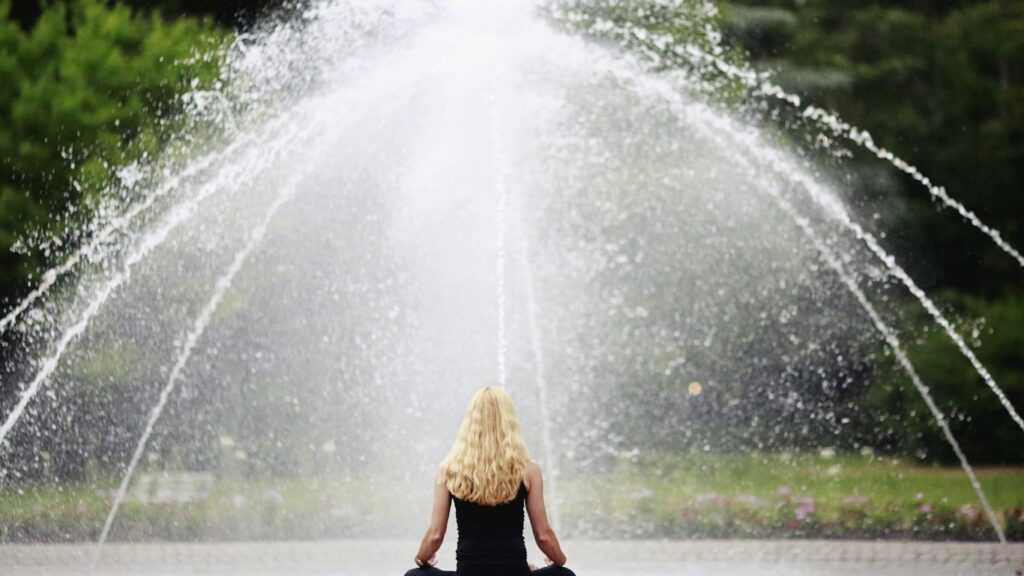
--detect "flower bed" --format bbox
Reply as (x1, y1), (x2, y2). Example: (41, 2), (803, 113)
(562, 487), (1013, 541)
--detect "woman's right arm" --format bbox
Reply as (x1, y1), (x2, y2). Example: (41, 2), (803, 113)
(525, 462), (567, 567)
(414, 467), (452, 566)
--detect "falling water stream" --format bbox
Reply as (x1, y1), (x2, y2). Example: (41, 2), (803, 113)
(93, 108), (339, 559)
(0, 117), (316, 449)
(492, 39), (511, 391)
(619, 79), (1007, 541)
(557, 6), (1024, 271)
(515, 191), (561, 530)
(590, 52), (1010, 541)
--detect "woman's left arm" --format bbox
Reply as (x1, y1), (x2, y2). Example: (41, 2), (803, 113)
(414, 469), (451, 566)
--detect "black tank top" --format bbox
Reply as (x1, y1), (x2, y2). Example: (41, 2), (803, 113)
(452, 482), (529, 574)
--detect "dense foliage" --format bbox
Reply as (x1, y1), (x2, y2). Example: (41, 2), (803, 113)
(719, 0), (1024, 463)
(724, 0), (1023, 297)
(867, 294), (1024, 463)
(9, 0), (278, 29)
(0, 0), (223, 308)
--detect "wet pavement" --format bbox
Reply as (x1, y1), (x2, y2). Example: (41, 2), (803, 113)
(3, 539), (1022, 576)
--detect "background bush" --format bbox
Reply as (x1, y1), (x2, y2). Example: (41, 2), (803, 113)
(0, 0), (223, 308)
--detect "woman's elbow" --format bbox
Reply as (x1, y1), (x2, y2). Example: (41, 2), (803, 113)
(534, 529), (556, 547)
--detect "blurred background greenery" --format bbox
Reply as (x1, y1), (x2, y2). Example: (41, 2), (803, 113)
(717, 0), (1024, 465)
(0, 0), (1021, 471)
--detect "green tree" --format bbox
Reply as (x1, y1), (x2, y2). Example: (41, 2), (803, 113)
(11, 0), (279, 29)
(0, 0), (223, 309)
(723, 0), (1024, 297)
(867, 294), (1024, 464)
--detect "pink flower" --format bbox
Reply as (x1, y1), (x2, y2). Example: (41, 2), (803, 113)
(694, 492), (725, 507)
(735, 494), (765, 508)
(841, 495), (870, 508)
(918, 504), (932, 514)
(958, 504), (979, 522)
(794, 496), (816, 521)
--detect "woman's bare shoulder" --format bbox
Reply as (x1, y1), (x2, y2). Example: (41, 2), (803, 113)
(525, 461), (542, 488)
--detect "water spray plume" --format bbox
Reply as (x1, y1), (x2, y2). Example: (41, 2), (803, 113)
(0, 0), (1016, 550)
(549, 1), (1024, 272)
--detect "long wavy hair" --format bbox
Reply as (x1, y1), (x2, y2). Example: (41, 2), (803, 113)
(441, 386), (531, 505)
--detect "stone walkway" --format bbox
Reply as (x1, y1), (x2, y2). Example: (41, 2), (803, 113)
(2, 540), (1022, 576)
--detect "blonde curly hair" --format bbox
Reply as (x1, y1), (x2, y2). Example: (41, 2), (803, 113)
(441, 386), (531, 505)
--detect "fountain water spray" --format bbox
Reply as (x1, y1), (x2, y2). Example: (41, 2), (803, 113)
(1, 0), (1017, 549)
(91, 40), (434, 547)
(94, 22), (446, 545)
(0, 126), (244, 336)
(602, 54), (1024, 441)
(596, 51), (1007, 540)
(515, 197), (561, 529)
(0, 0), (436, 462)
(0, 116), (313, 454)
(0, 0), (430, 340)
(767, 192), (1007, 544)
(549, 2), (1024, 271)
(493, 85), (510, 391)
(94, 162), (320, 562)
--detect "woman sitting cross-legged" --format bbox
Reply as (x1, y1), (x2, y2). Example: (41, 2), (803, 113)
(404, 386), (575, 576)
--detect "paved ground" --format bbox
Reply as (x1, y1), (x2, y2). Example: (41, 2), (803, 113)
(2, 540), (1023, 576)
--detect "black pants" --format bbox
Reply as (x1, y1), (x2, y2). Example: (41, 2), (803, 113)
(404, 565), (576, 576)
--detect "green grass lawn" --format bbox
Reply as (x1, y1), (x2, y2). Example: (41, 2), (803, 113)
(559, 452), (1024, 540)
(2, 452), (1022, 543)
(562, 451), (1024, 513)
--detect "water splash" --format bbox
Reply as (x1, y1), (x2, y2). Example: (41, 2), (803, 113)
(0, 0), (436, 457)
(94, 160), (321, 561)
(707, 126), (1008, 542)
(770, 196), (1007, 544)
(493, 63), (511, 390)
(91, 36), (434, 545)
(577, 45), (1007, 539)
(514, 193), (561, 529)
(0, 126), (245, 336)
(549, 1), (1024, 271)
(0, 1), (431, 341)
(0, 117), (312, 452)
(601, 54), (1024, 442)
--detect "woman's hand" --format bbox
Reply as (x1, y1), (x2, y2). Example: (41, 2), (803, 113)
(543, 555), (564, 566)
(415, 553), (436, 567)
